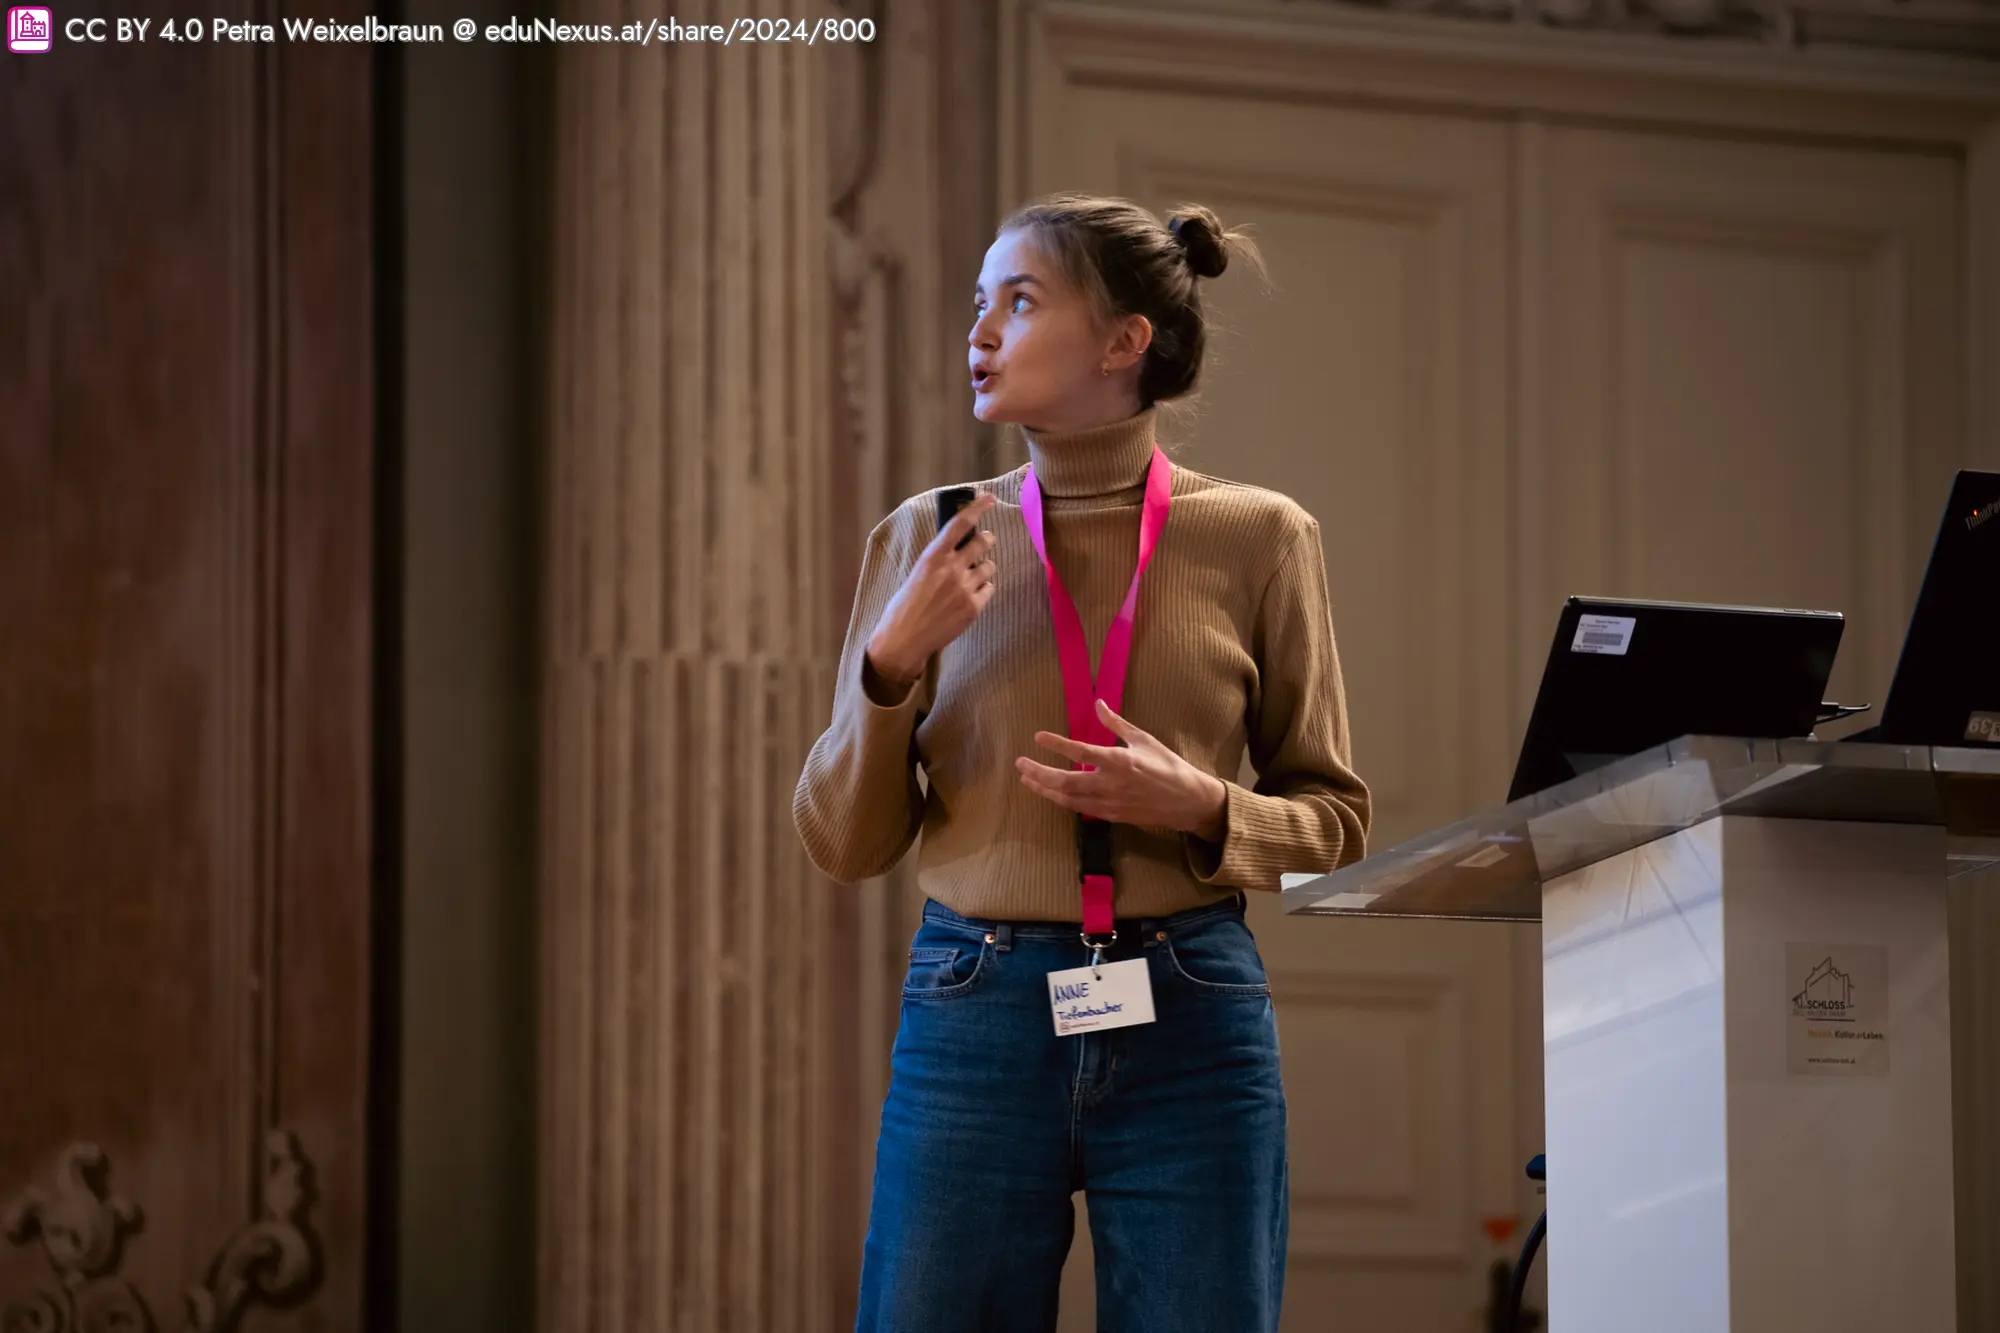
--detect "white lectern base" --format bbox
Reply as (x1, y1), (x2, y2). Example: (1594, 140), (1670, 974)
(1542, 815), (1955, 1332)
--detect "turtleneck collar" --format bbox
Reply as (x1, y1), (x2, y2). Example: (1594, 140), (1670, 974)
(1020, 408), (1159, 498)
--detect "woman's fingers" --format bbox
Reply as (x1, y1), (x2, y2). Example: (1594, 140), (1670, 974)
(953, 527), (998, 594)
(1093, 699), (1153, 747)
(874, 497), (1002, 670)
(1031, 731), (1122, 768)
(1015, 759), (1111, 818)
(1032, 732), (1089, 765)
(1015, 757), (1091, 790)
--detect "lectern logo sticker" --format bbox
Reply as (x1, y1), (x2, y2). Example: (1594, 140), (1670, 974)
(1966, 711), (2000, 743)
(1786, 943), (1888, 1077)
(1791, 956), (1856, 1021)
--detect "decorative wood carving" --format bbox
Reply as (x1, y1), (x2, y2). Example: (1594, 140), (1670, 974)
(181, 1133), (317, 1333)
(2, 1134), (319, 1333)
(0, 1145), (148, 1333)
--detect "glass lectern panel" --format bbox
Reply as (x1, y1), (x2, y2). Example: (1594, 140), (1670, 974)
(1282, 736), (2000, 923)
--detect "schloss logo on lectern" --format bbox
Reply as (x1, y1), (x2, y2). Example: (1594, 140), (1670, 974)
(1792, 956), (1857, 1021)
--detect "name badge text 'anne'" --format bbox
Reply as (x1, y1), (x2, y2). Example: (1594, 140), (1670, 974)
(1046, 957), (1155, 1036)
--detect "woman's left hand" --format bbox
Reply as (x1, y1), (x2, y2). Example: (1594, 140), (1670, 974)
(1017, 699), (1229, 842)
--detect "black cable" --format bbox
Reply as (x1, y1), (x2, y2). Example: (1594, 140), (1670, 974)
(1497, 1153), (1548, 1332)
(1501, 1210), (1546, 1332)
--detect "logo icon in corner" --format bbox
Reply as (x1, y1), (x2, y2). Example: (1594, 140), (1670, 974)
(7, 7), (53, 51)
(1967, 711), (2000, 744)
(1791, 955), (1856, 1022)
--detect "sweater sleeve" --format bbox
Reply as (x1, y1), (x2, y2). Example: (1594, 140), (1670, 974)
(1185, 515), (1372, 892)
(792, 504), (929, 882)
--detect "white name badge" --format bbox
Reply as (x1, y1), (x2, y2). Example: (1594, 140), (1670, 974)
(1047, 958), (1156, 1036)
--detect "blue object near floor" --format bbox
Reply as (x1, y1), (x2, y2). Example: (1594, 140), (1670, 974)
(1500, 1155), (1548, 1333)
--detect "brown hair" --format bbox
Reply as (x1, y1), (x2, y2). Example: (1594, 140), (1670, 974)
(997, 193), (1265, 408)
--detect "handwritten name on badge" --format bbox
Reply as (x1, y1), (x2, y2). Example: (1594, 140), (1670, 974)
(1046, 958), (1155, 1036)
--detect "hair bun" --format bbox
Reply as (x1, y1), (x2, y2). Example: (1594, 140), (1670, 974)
(1168, 210), (1228, 280)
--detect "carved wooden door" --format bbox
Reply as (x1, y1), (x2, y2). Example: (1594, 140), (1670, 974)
(0, 9), (379, 1331)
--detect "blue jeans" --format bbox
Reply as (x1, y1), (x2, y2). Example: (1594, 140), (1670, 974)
(855, 894), (1288, 1332)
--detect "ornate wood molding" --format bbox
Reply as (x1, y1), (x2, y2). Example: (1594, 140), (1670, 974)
(1291, 0), (2000, 58)
(1004, 0), (2000, 200)
(2, 1133), (320, 1333)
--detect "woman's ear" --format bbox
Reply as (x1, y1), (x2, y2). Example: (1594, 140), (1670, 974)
(1109, 313), (1153, 369)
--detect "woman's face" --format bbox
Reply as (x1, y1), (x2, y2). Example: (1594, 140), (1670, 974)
(967, 229), (1147, 434)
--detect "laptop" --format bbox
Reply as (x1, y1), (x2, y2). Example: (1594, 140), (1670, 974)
(1507, 597), (1845, 803)
(1844, 469), (2000, 748)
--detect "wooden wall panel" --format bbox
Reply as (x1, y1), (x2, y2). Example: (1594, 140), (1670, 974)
(0, 0), (377, 1328)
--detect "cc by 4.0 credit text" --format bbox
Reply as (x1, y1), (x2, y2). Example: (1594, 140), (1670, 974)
(54, 15), (878, 43)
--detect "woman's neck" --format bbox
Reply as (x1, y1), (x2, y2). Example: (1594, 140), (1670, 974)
(1020, 408), (1159, 498)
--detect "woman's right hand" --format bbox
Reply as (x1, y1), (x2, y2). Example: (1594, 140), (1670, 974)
(865, 493), (1000, 684)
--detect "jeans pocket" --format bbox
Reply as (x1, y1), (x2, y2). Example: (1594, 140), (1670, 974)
(902, 942), (989, 999)
(1163, 918), (1272, 997)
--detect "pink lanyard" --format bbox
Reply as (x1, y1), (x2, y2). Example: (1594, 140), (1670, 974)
(1019, 445), (1174, 940)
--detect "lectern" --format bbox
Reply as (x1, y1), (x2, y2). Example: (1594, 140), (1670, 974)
(1282, 735), (2000, 1333)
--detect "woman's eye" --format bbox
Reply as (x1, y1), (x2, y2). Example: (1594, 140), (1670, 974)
(971, 294), (1031, 316)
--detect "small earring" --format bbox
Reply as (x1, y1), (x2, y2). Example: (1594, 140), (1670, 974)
(1100, 362), (1111, 377)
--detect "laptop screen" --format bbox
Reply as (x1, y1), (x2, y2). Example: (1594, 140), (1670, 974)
(1507, 598), (1844, 804)
(1876, 469), (2000, 747)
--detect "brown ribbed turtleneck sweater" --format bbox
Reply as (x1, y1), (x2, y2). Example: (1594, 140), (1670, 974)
(793, 408), (1371, 922)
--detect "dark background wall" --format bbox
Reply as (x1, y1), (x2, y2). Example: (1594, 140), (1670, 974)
(396, 2), (549, 1327)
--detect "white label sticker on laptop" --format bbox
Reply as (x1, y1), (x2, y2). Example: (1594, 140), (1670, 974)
(1572, 614), (1636, 656)
(1047, 958), (1155, 1036)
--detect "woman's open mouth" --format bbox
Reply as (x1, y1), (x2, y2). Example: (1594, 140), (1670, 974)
(971, 368), (998, 391)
